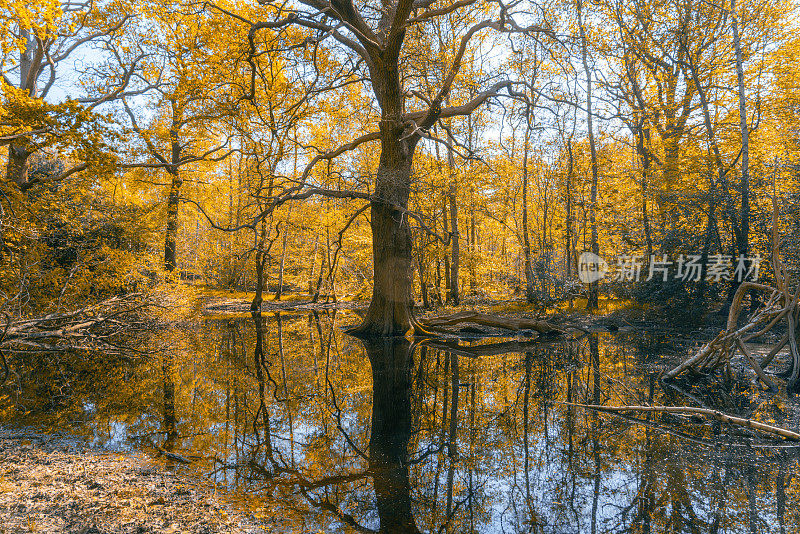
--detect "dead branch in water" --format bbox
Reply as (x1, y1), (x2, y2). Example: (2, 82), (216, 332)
(563, 402), (800, 441)
(664, 198), (799, 391)
(0, 293), (159, 359)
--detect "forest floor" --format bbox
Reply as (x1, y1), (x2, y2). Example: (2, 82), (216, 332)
(0, 428), (275, 534)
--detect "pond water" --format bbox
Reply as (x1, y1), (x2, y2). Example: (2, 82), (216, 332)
(3, 311), (800, 533)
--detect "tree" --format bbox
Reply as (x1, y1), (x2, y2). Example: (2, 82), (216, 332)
(577, 0), (600, 309)
(121, 2), (235, 271)
(226, 0), (554, 336)
(1, 0), (143, 192)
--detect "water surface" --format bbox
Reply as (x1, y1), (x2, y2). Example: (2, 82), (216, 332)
(3, 311), (799, 533)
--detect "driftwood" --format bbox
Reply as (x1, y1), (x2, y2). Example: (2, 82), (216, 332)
(665, 198), (800, 391)
(564, 402), (800, 441)
(421, 310), (564, 335)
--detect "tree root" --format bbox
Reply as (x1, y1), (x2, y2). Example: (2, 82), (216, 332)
(665, 198), (800, 391)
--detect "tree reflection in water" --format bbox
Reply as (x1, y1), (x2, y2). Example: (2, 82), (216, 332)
(3, 312), (800, 532)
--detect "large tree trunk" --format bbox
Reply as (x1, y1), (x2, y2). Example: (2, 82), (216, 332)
(5, 144), (32, 191)
(6, 32), (36, 191)
(351, 159), (418, 336)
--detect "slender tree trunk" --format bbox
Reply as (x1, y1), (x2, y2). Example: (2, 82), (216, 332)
(565, 135), (575, 278)
(578, 0), (600, 310)
(164, 169), (181, 272)
(633, 121), (654, 259)
(251, 220), (268, 312)
(729, 0), (750, 301)
(275, 226), (288, 300)
(469, 198), (477, 292)
(308, 235), (318, 294)
(164, 119), (183, 273)
(443, 194), (451, 298)
(522, 108), (536, 303)
(435, 258), (443, 307)
(448, 186), (460, 306)
(418, 251), (430, 308)
(312, 224), (329, 302)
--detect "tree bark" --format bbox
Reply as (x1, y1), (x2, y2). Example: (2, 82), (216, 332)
(417, 249), (430, 309)
(423, 310), (563, 334)
(163, 116), (183, 273)
(637, 124), (654, 259)
(469, 197), (477, 292)
(350, 156), (419, 336)
(251, 220), (268, 312)
(5, 32), (35, 190)
(443, 193), (451, 299)
(5, 145), (32, 191)
(565, 134), (575, 277)
(275, 225), (288, 300)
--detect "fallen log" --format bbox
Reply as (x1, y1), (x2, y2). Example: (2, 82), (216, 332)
(562, 402), (800, 441)
(421, 310), (564, 334)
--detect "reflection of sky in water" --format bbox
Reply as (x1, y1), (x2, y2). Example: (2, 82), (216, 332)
(3, 313), (800, 533)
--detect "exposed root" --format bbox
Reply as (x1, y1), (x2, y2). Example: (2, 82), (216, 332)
(665, 198), (800, 391)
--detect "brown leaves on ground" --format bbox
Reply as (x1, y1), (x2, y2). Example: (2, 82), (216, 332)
(0, 431), (270, 534)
